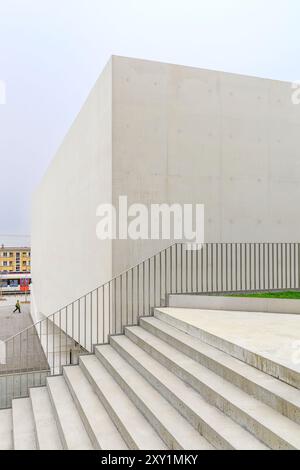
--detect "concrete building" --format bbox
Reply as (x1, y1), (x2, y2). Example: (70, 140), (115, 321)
(32, 56), (300, 321)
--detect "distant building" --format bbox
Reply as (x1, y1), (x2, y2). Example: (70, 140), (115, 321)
(0, 246), (31, 273)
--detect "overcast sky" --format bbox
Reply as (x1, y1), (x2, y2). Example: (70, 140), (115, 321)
(0, 0), (299, 246)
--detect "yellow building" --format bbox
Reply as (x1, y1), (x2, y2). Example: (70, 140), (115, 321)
(0, 246), (31, 273)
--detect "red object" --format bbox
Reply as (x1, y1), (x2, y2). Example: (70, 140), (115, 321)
(20, 278), (30, 292)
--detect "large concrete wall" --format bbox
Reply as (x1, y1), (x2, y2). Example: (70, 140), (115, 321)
(32, 59), (113, 320)
(32, 55), (300, 319)
(111, 56), (300, 274)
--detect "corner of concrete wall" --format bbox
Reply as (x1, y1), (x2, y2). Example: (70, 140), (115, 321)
(32, 58), (114, 318)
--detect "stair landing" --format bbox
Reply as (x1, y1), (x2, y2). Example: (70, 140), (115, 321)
(155, 307), (300, 389)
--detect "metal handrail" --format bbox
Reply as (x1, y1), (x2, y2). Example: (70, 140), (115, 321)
(1, 241), (300, 409)
(4, 242), (178, 344)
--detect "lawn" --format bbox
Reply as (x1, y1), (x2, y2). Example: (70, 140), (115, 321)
(228, 291), (300, 300)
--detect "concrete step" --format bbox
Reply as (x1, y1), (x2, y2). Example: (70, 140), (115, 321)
(140, 316), (300, 425)
(80, 354), (167, 450)
(47, 375), (93, 450)
(109, 335), (267, 450)
(12, 397), (37, 450)
(0, 409), (13, 450)
(126, 324), (300, 450)
(63, 365), (128, 450)
(94, 345), (217, 450)
(154, 308), (300, 389)
(30, 387), (63, 450)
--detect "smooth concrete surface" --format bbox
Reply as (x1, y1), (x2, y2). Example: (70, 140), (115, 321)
(109, 336), (266, 450)
(168, 294), (300, 314)
(47, 375), (93, 450)
(95, 345), (213, 450)
(30, 387), (62, 450)
(32, 56), (300, 348)
(123, 325), (300, 449)
(31, 58), (113, 323)
(140, 317), (300, 425)
(80, 354), (167, 450)
(12, 397), (37, 450)
(0, 409), (12, 450)
(63, 365), (128, 450)
(155, 308), (300, 388)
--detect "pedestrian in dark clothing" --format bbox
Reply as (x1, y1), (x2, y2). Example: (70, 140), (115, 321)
(13, 300), (21, 314)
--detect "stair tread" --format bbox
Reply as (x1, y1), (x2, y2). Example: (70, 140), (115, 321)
(94, 345), (217, 450)
(63, 365), (128, 450)
(30, 387), (63, 450)
(127, 324), (300, 449)
(142, 316), (300, 407)
(47, 375), (93, 450)
(12, 398), (37, 450)
(109, 336), (267, 450)
(80, 354), (167, 450)
(0, 409), (13, 450)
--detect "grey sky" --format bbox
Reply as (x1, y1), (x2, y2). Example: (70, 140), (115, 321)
(0, 0), (299, 246)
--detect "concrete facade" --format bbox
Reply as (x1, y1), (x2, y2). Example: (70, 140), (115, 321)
(32, 55), (300, 319)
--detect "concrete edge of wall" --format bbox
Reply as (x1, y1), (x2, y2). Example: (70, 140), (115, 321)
(168, 294), (300, 315)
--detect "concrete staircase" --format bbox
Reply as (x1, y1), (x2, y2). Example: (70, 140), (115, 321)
(1, 306), (300, 450)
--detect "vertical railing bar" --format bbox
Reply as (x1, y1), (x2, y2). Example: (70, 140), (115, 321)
(131, 267), (134, 325)
(39, 322), (42, 385)
(96, 289), (99, 345)
(66, 306), (68, 366)
(108, 282), (111, 339)
(143, 261), (145, 314)
(294, 243), (297, 289)
(26, 328), (29, 397)
(272, 243), (275, 290)
(282, 241), (284, 290)
(126, 272), (128, 328)
(276, 243), (280, 289)
(181, 244), (183, 294)
(211, 244), (214, 292)
(216, 243), (219, 292)
(225, 244), (228, 292)
(254, 243), (257, 291)
(102, 286), (105, 343)
(298, 243), (300, 289)
(138, 264), (140, 320)
(51, 314), (54, 376)
(290, 243), (292, 289)
(90, 292), (93, 351)
(221, 244), (223, 292)
(191, 245), (194, 293)
(285, 243), (288, 289)
(59, 310), (62, 374)
(230, 243), (233, 291)
(235, 243), (238, 292)
(206, 244), (209, 293)
(250, 243), (252, 291)
(84, 296), (87, 351)
(154, 254), (157, 309)
(201, 244), (204, 293)
(148, 258), (151, 316)
(245, 244), (247, 291)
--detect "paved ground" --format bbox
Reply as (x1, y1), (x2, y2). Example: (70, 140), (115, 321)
(0, 296), (33, 341)
(0, 296), (49, 374)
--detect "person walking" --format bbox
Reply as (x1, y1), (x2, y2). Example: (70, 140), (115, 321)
(13, 300), (21, 314)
